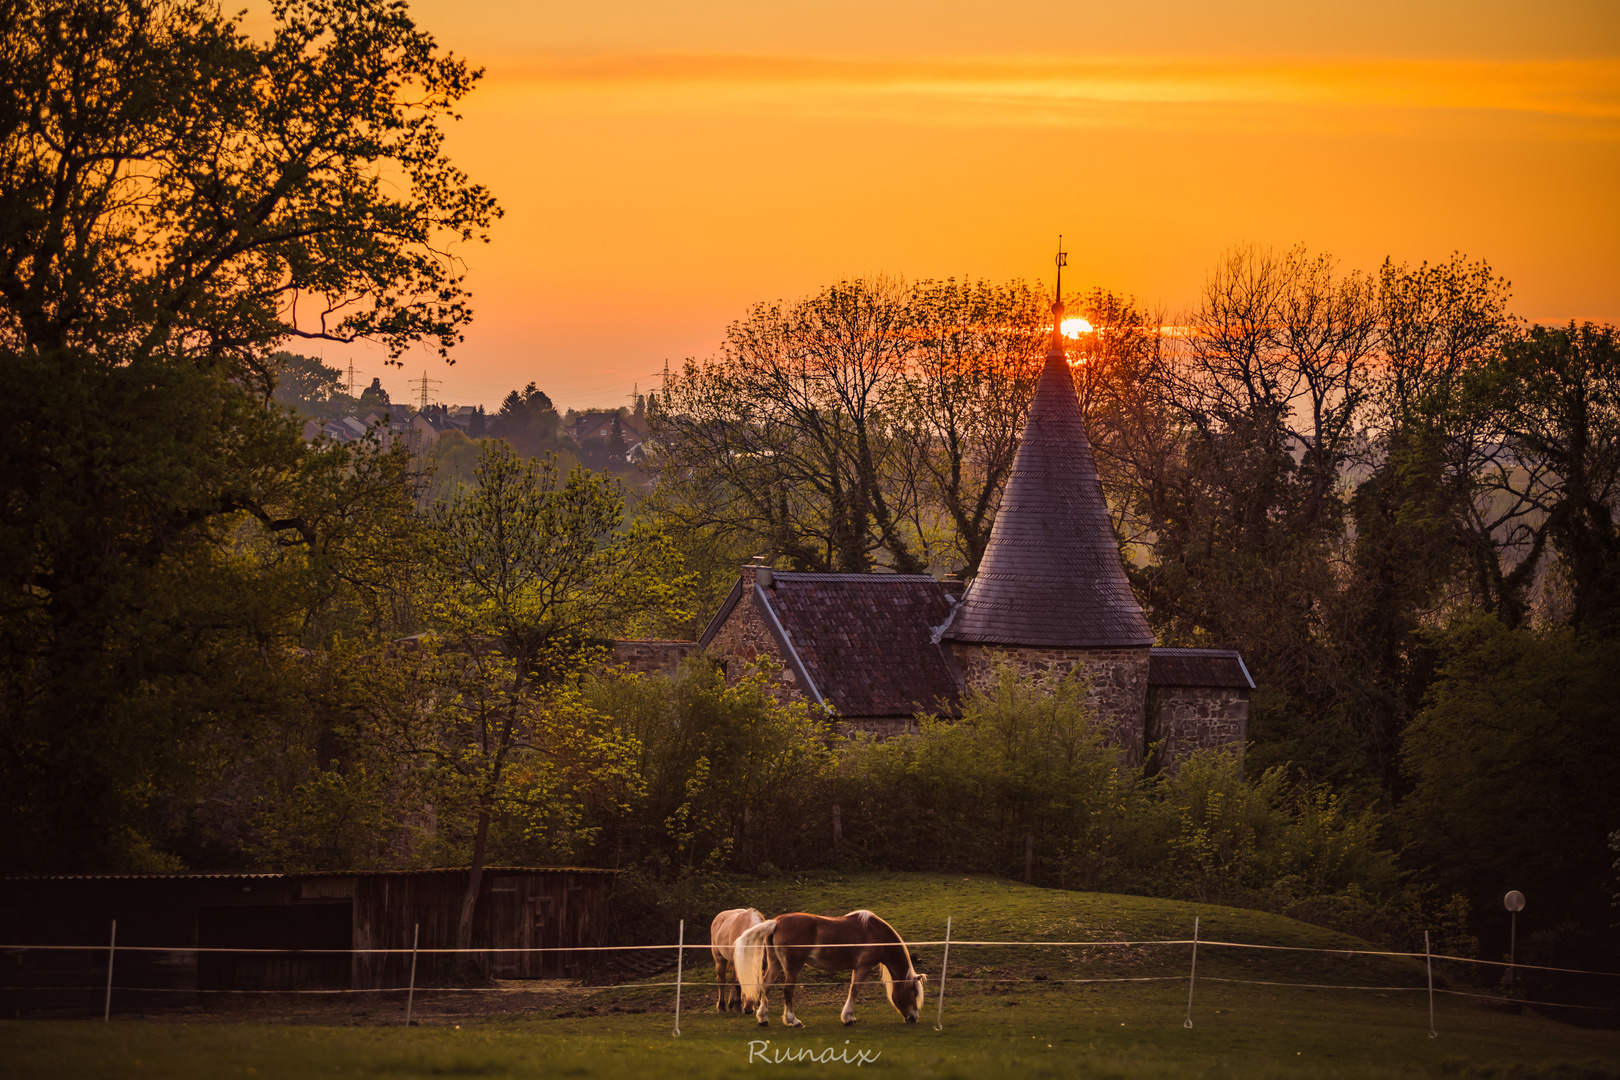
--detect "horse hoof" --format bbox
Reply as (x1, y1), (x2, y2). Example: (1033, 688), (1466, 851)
(842, 1019), (857, 1027)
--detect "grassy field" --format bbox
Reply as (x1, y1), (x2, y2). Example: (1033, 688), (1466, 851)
(670, 870), (1433, 987)
(4, 872), (1617, 1079)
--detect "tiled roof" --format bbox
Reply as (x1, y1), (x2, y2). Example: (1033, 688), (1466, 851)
(762, 572), (964, 718)
(1147, 648), (1254, 689)
(947, 316), (1154, 648)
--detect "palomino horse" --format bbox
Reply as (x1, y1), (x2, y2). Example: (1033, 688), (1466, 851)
(736, 910), (926, 1028)
(710, 907), (764, 1012)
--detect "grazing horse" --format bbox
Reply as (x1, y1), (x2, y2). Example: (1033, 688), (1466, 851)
(709, 907), (764, 1012)
(739, 910), (926, 1028)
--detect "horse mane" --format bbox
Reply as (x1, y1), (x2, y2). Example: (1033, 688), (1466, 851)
(845, 909), (916, 1005)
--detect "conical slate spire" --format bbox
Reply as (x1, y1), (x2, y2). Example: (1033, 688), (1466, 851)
(946, 299), (1154, 648)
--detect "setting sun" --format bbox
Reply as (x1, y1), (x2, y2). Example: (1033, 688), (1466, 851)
(1062, 317), (1094, 337)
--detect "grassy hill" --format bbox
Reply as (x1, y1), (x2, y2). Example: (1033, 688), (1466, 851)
(645, 870), (1429, 993)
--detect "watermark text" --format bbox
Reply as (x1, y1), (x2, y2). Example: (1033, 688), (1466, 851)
(747, 1039), (881, 1066)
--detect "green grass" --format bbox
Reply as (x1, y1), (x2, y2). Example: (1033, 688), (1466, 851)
(665, 870), (1431, 988)
(5, 873), (1618, 1079)
(5, 989), (1617, 1080)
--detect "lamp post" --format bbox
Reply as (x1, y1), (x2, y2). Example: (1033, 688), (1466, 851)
(1504, 890), (1525, 992)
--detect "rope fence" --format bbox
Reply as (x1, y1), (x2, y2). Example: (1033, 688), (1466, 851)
(7, 920), (1618, 1034)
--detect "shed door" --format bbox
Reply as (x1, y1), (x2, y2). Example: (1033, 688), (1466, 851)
(486, 877), (521, 978)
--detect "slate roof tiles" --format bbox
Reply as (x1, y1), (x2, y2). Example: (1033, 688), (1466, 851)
(947, 317), (1154, 648)
(1147, 648), (1254, 689)
(758, 572), (963, 718)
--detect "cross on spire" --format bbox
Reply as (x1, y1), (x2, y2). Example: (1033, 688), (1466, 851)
(1055, 235), (1067, 308)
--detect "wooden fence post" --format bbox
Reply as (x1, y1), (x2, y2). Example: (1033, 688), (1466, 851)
(103, 920), (116, 1023)
(404, 923), (420, 1026)
(672, 919), (685, 1037)
(1425, 930), (1437, 1038)
(1184, 916), (1199, 1029)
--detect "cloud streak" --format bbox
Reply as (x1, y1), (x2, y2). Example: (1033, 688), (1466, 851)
(483, 54), (1620, 124)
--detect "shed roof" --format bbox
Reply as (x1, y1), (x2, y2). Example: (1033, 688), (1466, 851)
(947, 311), (1153, 648)
(1147, 648), (1254, 690)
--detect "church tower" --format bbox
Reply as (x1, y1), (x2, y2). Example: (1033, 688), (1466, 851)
(944, 244), (1154, 759)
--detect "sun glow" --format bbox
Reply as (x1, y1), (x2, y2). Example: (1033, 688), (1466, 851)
(1061, 317), (1094, 337)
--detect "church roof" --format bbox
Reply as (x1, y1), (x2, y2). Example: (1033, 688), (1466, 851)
(946, 306), (1154, 649)
(703, 572), (964, 718)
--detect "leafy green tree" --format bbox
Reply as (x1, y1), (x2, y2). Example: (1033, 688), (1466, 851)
(487, 382), (568, 459)
(836, 659), (1122, 881)
(271, 352), (350, 417)
(0, 0), (496, 870)
(1399, 618), (1620, 965)
(1341, 254), (1514, 788)
(583, 658), (834, 874)
(426, 442), (691, 956)
(1471, 322), (1620, 631)
(1122, 245), (1379, 781)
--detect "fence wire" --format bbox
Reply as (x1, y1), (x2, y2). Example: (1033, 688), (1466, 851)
(7, 934), (1617, 1022)
(6, 937), (1620, 980)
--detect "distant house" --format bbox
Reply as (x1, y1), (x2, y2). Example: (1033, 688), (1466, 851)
(410, 412), (439, 449)
(570, 411), (647, 445)
(570, 410), (648, 464)
(569, 411), (617, 444)
(299, 410), (434, 453)
(323, 416), (368, 442)
(413, 404), (485, 439)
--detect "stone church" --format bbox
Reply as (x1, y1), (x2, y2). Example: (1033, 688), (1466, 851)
(616, 296), (1251, 770)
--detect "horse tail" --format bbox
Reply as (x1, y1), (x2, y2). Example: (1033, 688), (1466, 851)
(734, 919), (776, 1009)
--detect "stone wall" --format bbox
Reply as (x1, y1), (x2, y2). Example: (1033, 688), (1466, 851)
(703, 572), (812, 705)
(839, 716), (920, 739)
(1149, 685), (1248, 775)
(610, 639), (701, 677)
(951, 643), (1150, 765)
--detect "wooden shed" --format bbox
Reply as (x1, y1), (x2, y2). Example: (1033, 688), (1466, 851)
(0, 867), (615, 1016)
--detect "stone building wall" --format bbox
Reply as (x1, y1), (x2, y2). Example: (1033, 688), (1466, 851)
(951, 643), (1150, 765)
(840, 716), (920, 738)
(609, 639), (701, 677)
(703, 575), (811, 705)
(1149, 685), (1248, 775)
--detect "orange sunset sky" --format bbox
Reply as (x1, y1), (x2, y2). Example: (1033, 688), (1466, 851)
(305, 1), (1619, 411)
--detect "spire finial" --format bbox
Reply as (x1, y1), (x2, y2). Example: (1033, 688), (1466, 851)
(1049, 236), (1069, 355)
(1054, 235), (1068, 316)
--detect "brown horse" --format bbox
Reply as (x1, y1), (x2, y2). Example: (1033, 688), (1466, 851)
(710, 907), (764, 1012)
(737, 910), (926, 1028)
